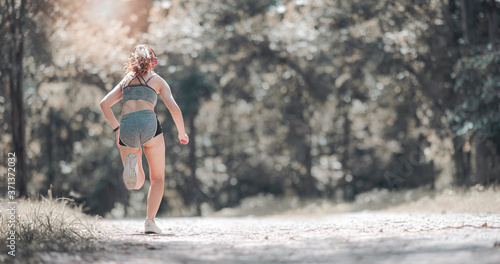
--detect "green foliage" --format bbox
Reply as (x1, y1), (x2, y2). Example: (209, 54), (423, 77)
(215, 0), (277, 24)
(450, 49), (500, 146)
(175, 68), (215, 117)
(2, 0), (500, 216)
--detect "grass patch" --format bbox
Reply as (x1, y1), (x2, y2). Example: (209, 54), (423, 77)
(0, 190), (101, 263)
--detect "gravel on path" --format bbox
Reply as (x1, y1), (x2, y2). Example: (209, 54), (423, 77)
(41, 212), (500, 264)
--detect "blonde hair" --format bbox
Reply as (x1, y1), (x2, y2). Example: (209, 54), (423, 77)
(124, 44), (155, 75)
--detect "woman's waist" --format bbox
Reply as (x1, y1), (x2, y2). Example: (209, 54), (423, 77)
(122, 100), (154, 116)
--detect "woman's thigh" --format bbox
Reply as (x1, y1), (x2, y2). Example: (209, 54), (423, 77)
(143, 134), (165, 180)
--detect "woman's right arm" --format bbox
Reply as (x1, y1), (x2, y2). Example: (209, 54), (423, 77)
(100, 81), (124, 129)
(100, 77), (126, 147)
(158, 77), (189, 144)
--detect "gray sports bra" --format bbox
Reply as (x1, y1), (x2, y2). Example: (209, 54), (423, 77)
(122, 74), (158, 106)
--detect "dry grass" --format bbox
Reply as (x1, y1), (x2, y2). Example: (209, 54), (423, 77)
(212, 185), (500, 217)
(0, 190), (101, 263)
(380, 185), (500, 214)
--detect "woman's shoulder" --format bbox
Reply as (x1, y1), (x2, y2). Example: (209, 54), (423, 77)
(148, 73), (168, 92)
(151, 71), (163, 78)
(120, 72), (135, 88)
(149, 72), (167, 83)
(122, 72), (136, 81)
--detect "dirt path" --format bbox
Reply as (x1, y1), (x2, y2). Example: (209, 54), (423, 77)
(41, 212), (500, 263)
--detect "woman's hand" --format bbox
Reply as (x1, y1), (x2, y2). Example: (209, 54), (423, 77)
(116, 129), (121, 148)
(178, 133), (189, 144)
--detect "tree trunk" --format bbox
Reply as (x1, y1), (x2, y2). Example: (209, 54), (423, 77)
(460, 0), (469, 45)
(288, 99), (317, 196)
(301, 133), (315, 196)
(188, 113), (202, 216)
(452, 138), (470, 185)
(470, 137), (487, 184)
(8, 0), (28, 197)
(341, 105), (351, 168)
(45, 108), (55, 191)
(485, 0), (498, 44)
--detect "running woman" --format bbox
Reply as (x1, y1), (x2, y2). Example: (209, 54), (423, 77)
(100, 44), (189, 234)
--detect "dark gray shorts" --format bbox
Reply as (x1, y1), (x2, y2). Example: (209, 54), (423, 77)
(119, 110), (162, 148)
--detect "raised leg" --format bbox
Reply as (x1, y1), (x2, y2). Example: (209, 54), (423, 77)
(119, 145), (145, 190)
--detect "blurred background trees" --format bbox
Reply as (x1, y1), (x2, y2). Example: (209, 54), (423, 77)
(0, 0), (499, 217)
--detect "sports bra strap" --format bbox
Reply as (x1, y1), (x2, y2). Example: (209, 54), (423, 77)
(145, 74), (157, 84)
(123, 74), (156, 89)
(123, 76), (136, 89)
(138, 74), (147, 85)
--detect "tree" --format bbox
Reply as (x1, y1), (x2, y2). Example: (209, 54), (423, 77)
(175, 68), (214, 215)
(483, 0), (498, 44)
(460, 0), (470, 45)
(1, 0), (29, 196)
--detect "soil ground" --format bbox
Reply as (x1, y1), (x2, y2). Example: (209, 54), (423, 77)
(39, 212), (500, 264)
